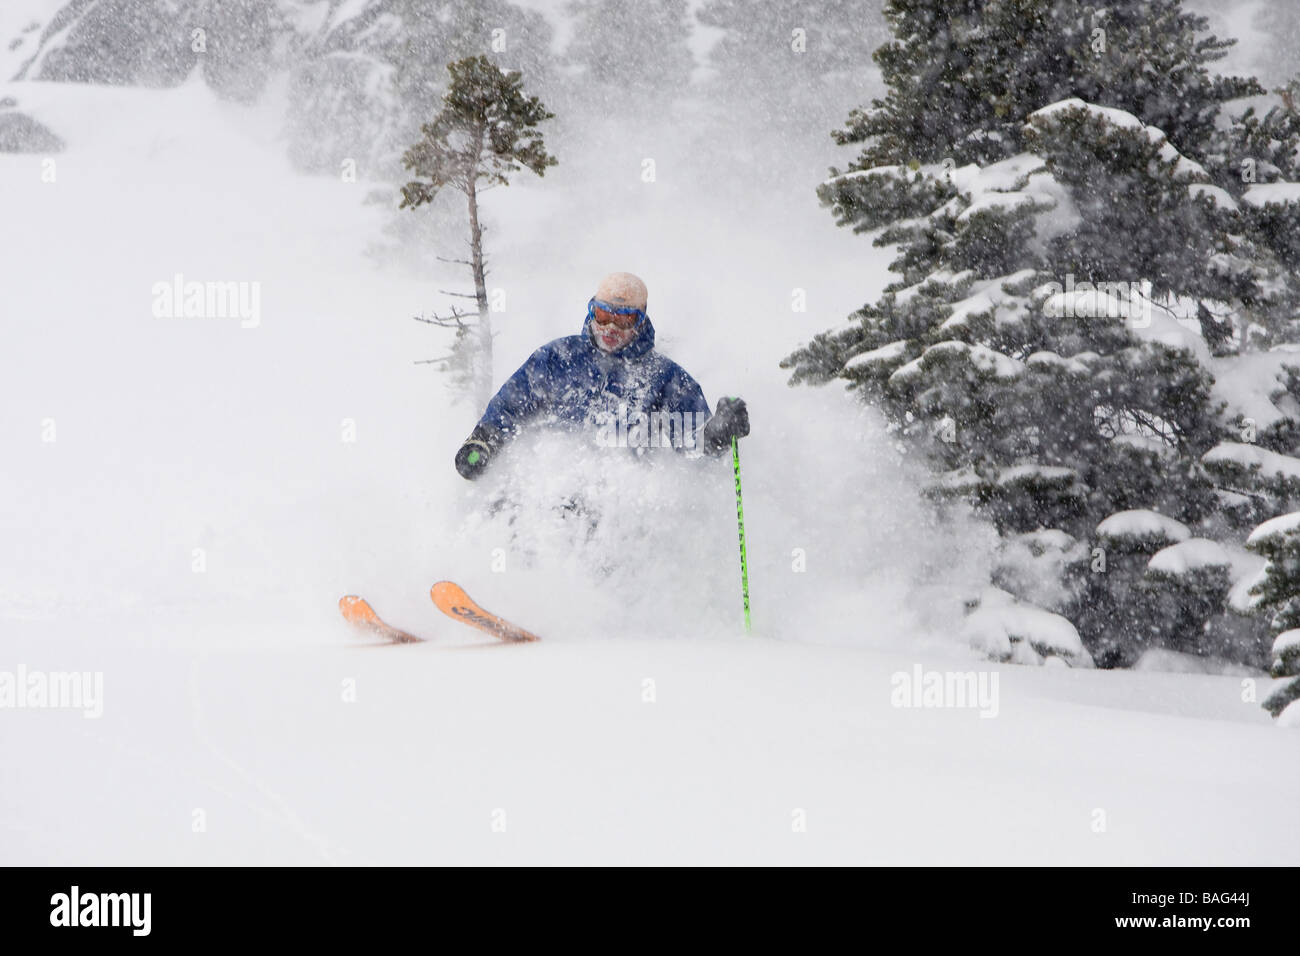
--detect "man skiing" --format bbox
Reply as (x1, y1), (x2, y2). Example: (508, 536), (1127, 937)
(454, 272), (749, 479)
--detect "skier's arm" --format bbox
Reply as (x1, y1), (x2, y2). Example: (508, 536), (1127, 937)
(454, 346), (555, 480)
(659, 366), (750, 456)
(481, 346), (556, 436)
(655, 366), (710, 453)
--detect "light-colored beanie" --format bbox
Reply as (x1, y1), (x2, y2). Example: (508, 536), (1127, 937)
(594, 272), (648, 311)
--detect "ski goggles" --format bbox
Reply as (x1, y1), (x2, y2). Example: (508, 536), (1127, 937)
(588, 297), (646, 330)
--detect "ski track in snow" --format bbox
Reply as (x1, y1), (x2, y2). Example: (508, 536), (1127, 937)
(186, 654), (349, 865)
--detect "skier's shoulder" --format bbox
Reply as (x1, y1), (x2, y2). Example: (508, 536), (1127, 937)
(524, 333), (587, 366)
(649, 349), (701, 387)
(643, 350), (708, 409)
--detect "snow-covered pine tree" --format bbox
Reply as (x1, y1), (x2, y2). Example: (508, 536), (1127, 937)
(696, 0), (889, 133)
(552, 0), (696, 173)
(683, 1), (891, 199)
(1244, 512), (1300, 724)
(1140, 536), (1241, 662)
(784, 0), (1298, 667)
(564, 0), (695, 110)
(401, 55), (557, 407)
(1195, 74), (1300, 351)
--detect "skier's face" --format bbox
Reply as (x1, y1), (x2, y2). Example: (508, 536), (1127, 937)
(592, 305), (639, 352)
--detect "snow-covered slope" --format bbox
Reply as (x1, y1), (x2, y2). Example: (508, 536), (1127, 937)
(2, 77), (1294, 865)
(6, 632), (1291, 865)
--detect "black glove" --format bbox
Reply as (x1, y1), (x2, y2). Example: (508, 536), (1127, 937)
(455, 424), (500, 480)
(701, 396), (750, 455)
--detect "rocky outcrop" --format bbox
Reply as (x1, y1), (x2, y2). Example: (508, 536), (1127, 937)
(4, 0), (557, 178)
(13, 0), (284, 102)
(0, 96), (64, 152)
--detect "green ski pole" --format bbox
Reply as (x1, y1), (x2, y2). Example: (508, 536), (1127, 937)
(732, 435), (752, 633)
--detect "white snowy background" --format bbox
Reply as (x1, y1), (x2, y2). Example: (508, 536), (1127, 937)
(1, 0), (1296, 864)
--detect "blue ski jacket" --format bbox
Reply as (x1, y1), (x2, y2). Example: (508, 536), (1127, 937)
(477, 310), (712, 452)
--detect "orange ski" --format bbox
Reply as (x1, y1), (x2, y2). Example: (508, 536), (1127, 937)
(429, 581), (541, 643)
(338, 595), (425, 644)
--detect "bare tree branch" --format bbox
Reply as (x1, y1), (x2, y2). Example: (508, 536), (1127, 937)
(414, 307), (473, 329)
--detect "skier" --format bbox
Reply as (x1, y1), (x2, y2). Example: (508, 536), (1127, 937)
(454, 272), (750, 479)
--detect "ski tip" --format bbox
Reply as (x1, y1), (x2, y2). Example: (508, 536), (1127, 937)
(339, 595), (426, 643)
(339, 594), (378, 625)
(429, 581), (541, 643)
(429, 580), (459, 600)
